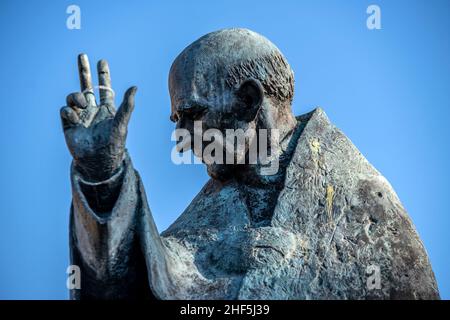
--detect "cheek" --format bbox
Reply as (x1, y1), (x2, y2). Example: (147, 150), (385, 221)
(202, 112), (222, 130)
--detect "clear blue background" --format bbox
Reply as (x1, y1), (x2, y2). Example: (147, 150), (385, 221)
(0, 0), (448, 299)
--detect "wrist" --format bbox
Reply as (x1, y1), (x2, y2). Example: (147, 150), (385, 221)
(75, 161), (126, 214)
(74, 154), (125, 182)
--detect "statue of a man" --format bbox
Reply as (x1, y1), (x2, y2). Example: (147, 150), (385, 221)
(61, 28), (439, 299)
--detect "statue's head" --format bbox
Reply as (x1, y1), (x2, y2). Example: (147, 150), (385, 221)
(169, 28), (296, 181)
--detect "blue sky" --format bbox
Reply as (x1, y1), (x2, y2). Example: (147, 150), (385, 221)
(0, 0), (448, 299)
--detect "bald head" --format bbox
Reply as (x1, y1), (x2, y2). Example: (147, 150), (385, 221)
(168, 28), (297, 181)
(169, 28), (294, 118)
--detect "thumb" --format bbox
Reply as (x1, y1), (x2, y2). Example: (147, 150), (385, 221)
(60, 106), (80, 130)
(113, 86), (137, 133)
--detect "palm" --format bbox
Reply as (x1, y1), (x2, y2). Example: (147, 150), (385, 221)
(61, 54), (137, 181)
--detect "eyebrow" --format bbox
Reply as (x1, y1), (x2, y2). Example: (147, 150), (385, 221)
(170, 102), (208, 122)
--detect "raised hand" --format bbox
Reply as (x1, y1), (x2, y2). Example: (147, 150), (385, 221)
(61, 54), (137, 181)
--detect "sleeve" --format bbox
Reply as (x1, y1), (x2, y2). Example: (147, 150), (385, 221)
(69, 154), (163, 299)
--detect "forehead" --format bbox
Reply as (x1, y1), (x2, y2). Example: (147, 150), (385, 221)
(169, 59), (231, 113)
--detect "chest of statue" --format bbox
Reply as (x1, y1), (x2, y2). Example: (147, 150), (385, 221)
(162, 178), (302, 299)
(204, 226), (298, 275)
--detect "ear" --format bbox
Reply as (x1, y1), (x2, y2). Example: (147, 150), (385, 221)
(235, 78), (264, 122)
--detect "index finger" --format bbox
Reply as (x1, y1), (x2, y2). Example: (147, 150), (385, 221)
(77, 54), (96, 107)
(78, 53), (93, 92)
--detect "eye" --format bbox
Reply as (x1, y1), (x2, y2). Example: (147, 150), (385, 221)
(182, 105), (207, 121)
(172, 104), (208, 123)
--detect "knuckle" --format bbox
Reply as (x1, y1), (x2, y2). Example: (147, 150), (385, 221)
(60, 107), (70, 118)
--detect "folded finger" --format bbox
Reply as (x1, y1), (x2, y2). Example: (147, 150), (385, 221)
(60, 106), (80, 130)
(66, 92), (88, 109)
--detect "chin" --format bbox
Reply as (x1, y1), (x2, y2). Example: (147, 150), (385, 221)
(206, 163), (236, 181)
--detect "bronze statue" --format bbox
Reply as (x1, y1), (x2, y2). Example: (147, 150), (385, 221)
(61, 28), (439, 299)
